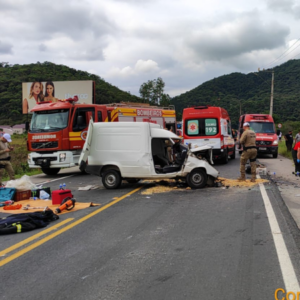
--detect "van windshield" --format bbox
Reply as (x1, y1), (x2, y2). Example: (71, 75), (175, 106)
(185, 118), (219, 136)
(249, 122), (275, 133)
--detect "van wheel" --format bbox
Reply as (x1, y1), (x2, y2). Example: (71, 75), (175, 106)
(41, 167), (61, 175)
(126, 179), (141, 184)
(187, 169), (207, 189)
(102, 170), (122, 189)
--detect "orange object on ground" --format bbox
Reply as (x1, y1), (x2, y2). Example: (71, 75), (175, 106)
(3, 204), (22, 210)
(56, 198), (76, 213)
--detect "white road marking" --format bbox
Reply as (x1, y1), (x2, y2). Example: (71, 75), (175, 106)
(38, 175), (74, 185)
(258, 175), (300, 293)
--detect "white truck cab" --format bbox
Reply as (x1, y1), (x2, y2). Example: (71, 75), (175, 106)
(79, 121), (219, 189)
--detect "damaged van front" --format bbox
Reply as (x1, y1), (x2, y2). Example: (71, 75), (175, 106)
(79, 121), (219, 189)
(182, 145), (219, 188)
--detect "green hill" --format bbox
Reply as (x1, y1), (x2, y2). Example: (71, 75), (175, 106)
(0, 61), (141, 125)
(172, 59), (300, 127)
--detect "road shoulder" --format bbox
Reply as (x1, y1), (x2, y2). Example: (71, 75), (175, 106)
(259, 154), (300, 229)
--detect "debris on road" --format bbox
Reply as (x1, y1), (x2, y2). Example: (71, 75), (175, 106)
(78, 185), (99, 191)
(142, 179), (188, 195)
(216, 177), (269, 187)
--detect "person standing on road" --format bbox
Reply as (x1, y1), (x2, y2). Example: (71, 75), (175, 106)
(294, 130), (300, 144)
(238, 123), (257, 182)
(279, 131), (282, 141)
(292, 141), (300, 175)
(232, 129), (237, 142)
(284, 131), (293, 151)
(0, 133), (15, 186)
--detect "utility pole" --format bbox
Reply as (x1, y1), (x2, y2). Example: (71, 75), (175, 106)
(270, 69), (274, 116)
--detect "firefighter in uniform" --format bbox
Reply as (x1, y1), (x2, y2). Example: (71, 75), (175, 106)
(0, 133), (15, 186)
(238, 122), (257, 182)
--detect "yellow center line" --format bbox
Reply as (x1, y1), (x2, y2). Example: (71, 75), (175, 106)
(0, 218), (74, 257)
(0, 186), (143, 268)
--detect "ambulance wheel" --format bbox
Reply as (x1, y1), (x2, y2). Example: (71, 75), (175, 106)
(230, 148), (236, 159)
(126, 179), (141, 184)
(187, 169), (207, 189)
(221, 150), (229, 164)
(41, 167), (61, 176)
(102, 170), (122, 189)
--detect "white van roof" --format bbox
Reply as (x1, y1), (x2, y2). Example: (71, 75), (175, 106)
(151, 128), (181, 139)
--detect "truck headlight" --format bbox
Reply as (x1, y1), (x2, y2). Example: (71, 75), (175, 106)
(59, 153), (66, 162)
(273, 140), (278, 145)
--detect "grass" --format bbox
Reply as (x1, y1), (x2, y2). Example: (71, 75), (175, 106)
(1, 134), (42, 181)
(278, 140), (293, 160)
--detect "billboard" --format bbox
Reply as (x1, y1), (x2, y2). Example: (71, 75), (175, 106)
(22, 80), (94, 114)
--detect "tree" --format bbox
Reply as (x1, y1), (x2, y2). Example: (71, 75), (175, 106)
(139, 77), (171, 106)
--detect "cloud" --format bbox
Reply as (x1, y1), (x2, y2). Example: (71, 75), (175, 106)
(107, 59), (160, 78)
(185, 11), (289, 62)
(0, 0), (113, 62)
(39, 44), (47, 52)
(0, 0), (298, 99)
(265, 0), (300, 19)
(265, 0), (294, 12)
(0, 41), (13, 54)
(135, 59), (159, 72)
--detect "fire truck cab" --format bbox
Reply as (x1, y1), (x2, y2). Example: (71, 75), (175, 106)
(182, 106), (235, 164)
(238, 114), (278, 158)
(27, 101), (176, 175)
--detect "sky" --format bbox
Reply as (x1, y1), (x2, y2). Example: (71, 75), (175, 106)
(0, 0), (300, 97)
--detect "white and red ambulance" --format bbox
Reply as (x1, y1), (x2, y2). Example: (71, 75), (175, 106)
(182, 105), (235, 164)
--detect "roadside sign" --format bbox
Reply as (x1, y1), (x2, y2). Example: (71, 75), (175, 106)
(278, 123), (282, 128)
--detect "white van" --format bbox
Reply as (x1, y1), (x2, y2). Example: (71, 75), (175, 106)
(79, 121), (219, 189)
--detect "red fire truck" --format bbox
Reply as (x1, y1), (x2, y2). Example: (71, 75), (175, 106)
(238, 114), (278, 158)
(27, 100), (176, 175)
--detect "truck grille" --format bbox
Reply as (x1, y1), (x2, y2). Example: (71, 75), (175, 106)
(256, 141), (272, 146)
(31, 141), (58, 149)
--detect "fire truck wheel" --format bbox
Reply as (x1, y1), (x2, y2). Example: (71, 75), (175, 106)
(126, 179), (141, 184)
(102, 170), (122, 189)
(187, 169), (207, 189)
(41, 167), (61, 176)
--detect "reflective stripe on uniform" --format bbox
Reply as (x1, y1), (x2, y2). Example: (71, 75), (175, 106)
(12, 223), (22, 233)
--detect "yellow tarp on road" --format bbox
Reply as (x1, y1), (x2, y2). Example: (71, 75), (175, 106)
(0, 199), (100, 214)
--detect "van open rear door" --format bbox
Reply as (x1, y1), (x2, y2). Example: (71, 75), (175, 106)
(79, 119), (94, 171)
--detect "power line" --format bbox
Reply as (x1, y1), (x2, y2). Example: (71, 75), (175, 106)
(271, 42), (300, 67)
(286, 49), (300, 61)
(263, 38), (300, 68)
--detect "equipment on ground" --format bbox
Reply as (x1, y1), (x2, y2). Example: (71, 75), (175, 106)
(55, 197), (76, 213)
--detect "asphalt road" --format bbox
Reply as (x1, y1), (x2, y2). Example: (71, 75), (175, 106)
(1, 152), (300, 300)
